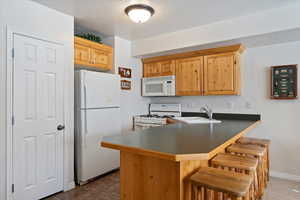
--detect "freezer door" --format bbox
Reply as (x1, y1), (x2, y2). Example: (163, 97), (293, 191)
(80, 70), (120, 109)
(76, 108), (121, 183)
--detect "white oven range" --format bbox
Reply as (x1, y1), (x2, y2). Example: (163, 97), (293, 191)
(133, 104), (181, 131)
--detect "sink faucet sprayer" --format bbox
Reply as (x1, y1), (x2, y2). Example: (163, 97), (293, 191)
(200, 105), (213, 120)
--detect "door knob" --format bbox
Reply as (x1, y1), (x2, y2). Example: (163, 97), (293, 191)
(57, 125), (65, 131)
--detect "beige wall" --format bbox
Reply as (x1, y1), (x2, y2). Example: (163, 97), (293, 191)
(112, 36), (150, 133)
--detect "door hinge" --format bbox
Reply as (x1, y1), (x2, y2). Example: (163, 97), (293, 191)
(11, 48), (15, 58)
(12, 116), (15, 126)
(12, 184), (14, 193)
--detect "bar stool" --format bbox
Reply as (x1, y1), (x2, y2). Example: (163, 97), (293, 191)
(211, 153), (258, 199)
(190, 167), (254, 200)
(227, 144), (266, 199)
(237, 137), (270, 182)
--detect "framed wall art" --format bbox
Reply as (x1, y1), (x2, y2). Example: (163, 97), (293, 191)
(271, 64), (297, 99)
(120, 80), (131, 90)
(118, 67), (132, 78)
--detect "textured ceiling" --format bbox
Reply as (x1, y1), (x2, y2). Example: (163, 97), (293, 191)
(33, 0), (299, 40)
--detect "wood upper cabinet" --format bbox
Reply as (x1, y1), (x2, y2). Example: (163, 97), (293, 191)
(204, 52), (240, 95)
(142, 44), (244, 96)
(74, 36), (113, 71)
(159, 60), (175, 76)
(74, 43), (90, 65)
(175, 56), (203, 96)
(90, 48), (112, 70)
(143, 60), (175, 77)
(143, 62), (161, 77)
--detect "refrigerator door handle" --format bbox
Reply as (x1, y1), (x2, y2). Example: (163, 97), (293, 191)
(83, 84), (88, 148)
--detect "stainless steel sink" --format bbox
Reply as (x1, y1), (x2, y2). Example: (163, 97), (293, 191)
(173, 117), (222, 124)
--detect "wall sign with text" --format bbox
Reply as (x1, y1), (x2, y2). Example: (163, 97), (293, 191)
(118, 67), (132, 78)
(120, 80), (131, 90)
(271, 65), (298, 99)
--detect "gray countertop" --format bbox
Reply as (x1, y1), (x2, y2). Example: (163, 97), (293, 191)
(102, 119), (260, 158)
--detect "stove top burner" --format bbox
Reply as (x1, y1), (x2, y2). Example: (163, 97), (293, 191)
(139, 114), (174, 118)
(162, 115), (175, 118)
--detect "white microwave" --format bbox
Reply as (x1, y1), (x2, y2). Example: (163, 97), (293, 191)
(142, 76), (176, 96)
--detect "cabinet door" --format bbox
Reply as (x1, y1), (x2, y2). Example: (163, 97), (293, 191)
(143, 62), (161, 77)
(90, 49), (112, 71)
(159, 60), (175, 76)
(75, 44), (91, 65)
(176, 56), (204, 96)
(204, 53), (240, 95)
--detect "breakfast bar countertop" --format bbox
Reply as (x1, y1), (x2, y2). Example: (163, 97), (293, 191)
(101, 113), (261, 161)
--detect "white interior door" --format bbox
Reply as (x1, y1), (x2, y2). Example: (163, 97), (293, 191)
(13, 34), (64, 200)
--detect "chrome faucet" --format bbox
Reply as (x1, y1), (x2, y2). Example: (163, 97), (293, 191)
(200, 105), (213, 120)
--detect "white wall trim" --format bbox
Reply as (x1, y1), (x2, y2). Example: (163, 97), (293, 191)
(0, 25), (8, 200)
(64, 181), (76, 192)
(270, 171), (300, 183)
(6, 27), (14, 200)
(5, 27), (74, 199)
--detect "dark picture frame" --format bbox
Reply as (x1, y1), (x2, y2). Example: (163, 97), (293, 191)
(120, 80), (131, 90)
(270, 64), (298, 99)
(118, 67), (132, 78)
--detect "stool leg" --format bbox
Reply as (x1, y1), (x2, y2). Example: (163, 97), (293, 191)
(243, 192), (250, 200)
(206, 189), (214, 200)
(267, 147), (270, 181)
(197, 186), (202, 200)
(263, 149), (269, 186)
(250, 170), (258, 199)
(216, 192), (223, 200)
(257, 157), (265, 199)
(223, 193), (229, 200)
(192, 185), (197, 200)
(201, 187), (205, 200)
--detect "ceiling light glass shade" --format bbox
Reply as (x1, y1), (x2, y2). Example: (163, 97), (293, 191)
(125, 4), (155, 23)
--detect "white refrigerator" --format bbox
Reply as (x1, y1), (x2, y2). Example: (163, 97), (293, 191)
(75, 70), (121, 184)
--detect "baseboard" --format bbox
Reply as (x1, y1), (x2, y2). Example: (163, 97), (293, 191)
(64, 181), (75, 192)
(270, 171), (300, 182)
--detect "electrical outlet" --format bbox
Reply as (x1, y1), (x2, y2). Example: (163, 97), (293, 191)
(226, 101), (234, 109)
(245, 101), (252, 109)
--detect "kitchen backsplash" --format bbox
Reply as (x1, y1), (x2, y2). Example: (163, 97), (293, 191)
(149, 95), (259, 114)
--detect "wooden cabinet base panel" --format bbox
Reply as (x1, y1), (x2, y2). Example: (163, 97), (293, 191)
(120, 151), (208, 200)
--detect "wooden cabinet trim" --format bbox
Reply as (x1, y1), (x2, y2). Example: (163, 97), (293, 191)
(142, 44), (244, 64)
(75, 36), (112, 52)
(74, 36), (113, 71)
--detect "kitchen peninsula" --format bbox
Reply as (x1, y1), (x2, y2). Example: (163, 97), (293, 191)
(101, 114), (260, 200)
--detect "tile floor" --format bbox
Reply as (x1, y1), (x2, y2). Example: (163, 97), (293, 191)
(44, 170), (300, 200)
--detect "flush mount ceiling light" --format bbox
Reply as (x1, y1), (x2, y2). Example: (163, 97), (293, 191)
(125, 4), (155, 23)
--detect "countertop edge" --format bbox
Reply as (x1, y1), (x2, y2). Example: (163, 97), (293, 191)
(101, 141), (179, 161)
(207, 120), (261, 159)
(101, 120), (261, 162)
